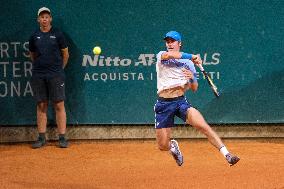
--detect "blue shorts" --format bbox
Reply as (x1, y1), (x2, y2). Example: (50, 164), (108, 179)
(154, 96), (192, 129)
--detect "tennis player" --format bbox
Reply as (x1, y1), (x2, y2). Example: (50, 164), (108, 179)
(154, 31), (240, 166)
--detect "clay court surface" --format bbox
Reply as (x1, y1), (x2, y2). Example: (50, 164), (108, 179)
(1, 139), (283, 189)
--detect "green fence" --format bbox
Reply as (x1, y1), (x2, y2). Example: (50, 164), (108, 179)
(0, 0), (283, 125)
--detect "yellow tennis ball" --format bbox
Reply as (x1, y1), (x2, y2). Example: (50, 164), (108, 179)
(93, 46), (101, 55)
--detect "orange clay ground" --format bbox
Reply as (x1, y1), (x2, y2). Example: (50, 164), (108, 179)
(0, 139), (283, 189)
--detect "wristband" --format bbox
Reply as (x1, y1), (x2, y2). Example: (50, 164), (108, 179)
(181, 52), (192, 60)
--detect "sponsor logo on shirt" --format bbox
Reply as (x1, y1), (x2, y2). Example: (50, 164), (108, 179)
(161, 59), (187, 68)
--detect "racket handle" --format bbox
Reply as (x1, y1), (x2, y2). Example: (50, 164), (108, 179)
(196, 64), (204, 71)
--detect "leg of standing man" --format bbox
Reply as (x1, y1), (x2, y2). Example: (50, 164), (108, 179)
(32, 101), (48, 148)
(54, 101), (68, 148)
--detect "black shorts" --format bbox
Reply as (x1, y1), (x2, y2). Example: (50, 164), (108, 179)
(31, 76), (65, 103)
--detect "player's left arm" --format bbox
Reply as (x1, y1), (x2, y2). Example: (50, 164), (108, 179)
(182, 68), (198, 92)
(185, 81), (198, 92)
(61, 47), (69, 68)
(161, 52), (202, 65)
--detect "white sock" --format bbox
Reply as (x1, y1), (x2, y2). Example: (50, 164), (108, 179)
(219, 146), (229, 157)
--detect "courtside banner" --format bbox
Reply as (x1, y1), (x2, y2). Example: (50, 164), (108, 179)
(0, 0), (283, 125)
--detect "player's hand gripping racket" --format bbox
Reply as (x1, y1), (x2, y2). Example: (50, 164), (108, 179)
(196, 64), (220, 97)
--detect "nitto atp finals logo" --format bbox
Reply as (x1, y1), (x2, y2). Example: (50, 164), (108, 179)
(81, 54), (156, 82)
(81, 52), (221, 83)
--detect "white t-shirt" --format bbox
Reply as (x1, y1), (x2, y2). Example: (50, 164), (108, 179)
(156, 51), (197, 94)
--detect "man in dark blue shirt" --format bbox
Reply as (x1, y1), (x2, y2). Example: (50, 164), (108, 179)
(29, 7), (69, 148)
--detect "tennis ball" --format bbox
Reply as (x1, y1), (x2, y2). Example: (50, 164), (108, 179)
(93, 46), (101, 55)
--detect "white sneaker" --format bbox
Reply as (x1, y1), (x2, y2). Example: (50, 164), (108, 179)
(170, 139), (183, 166)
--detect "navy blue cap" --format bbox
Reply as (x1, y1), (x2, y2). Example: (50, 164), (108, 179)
(164, 31), (182, 41)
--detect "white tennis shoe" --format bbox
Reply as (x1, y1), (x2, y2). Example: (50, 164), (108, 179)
(170, 139), (183, 166)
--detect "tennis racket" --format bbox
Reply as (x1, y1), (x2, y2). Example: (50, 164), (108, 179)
(196, 64), (220, 97)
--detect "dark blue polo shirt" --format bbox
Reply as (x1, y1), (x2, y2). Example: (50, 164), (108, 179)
(29, 27), (68, 78)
